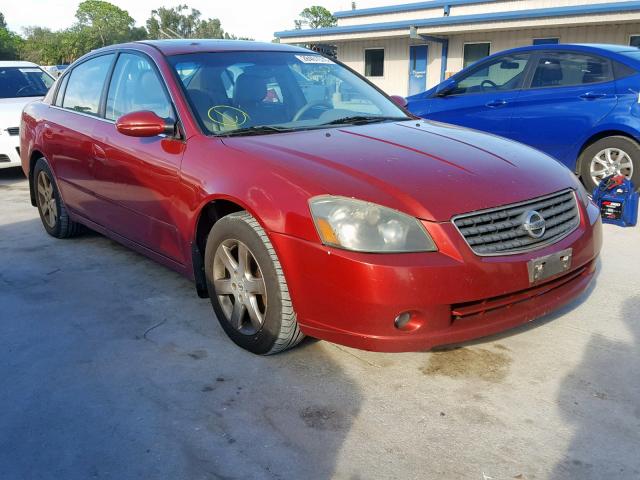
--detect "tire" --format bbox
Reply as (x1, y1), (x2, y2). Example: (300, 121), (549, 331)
(579, 136), (640, 192)
(33, 158), (82, 238)
(204, 211), (304, 355)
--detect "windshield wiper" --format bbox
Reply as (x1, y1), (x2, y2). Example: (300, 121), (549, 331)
(321, 115), (409, 126)
(219, 125), (295, 137)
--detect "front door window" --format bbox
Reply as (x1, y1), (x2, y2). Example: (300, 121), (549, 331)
(452, 54), (530, 96)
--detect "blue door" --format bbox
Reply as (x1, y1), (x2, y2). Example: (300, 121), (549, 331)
(414, 52), (532, 139)
(509, 51), (618, 165)
(409, 45), (428, 96)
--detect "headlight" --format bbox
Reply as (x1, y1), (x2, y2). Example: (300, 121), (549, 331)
(309, 196), (437, 253)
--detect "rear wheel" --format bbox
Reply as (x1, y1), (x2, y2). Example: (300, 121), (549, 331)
(579, 136), (639, 192)
(204, 211), (304, 354)
(33, 158), (82, 238)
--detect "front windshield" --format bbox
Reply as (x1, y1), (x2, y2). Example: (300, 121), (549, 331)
(168, 51), (409, 135)
(0, 67), (54, 99)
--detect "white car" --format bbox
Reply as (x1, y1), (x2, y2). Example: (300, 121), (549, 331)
(0, 61), (54, 169)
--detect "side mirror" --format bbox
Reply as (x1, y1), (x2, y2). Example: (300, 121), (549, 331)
(435, 78), (457, 97)
(116, 111), (175, 138)
(389, 95), (408, 108)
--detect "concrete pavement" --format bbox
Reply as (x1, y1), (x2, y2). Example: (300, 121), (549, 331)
(1, 167), (639, 480)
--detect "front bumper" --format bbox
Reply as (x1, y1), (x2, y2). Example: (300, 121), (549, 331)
(271, 199), (602, 352)
(0, 133), (21, 169)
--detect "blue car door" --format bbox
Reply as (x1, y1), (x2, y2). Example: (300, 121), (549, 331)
(509, 51), (618, 166)
(413, 52), (532, 138)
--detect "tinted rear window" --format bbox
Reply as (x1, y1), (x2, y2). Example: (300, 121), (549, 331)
(618, 51), (640, 70)
(613, 60), (637, 79)
(0, 67), (54, 98)
(63, 54), (114, 117)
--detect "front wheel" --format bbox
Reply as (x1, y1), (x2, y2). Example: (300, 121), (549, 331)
(204, 211), (304, 355)
(579, 136), (639, 192)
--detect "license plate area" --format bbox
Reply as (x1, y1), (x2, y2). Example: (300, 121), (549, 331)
(527, 248), (572, 283)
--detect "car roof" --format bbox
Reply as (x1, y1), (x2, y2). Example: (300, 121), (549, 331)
(0, 61), (41, 68)
(493, 43), (640, 56)
(124, 39), (311, 56)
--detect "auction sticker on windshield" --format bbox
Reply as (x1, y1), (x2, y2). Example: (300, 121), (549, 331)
(295, 55), (334, 64)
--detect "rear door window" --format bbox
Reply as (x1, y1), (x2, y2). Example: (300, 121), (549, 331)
(105, 53), (173, 121)
(529, 52), (613, 89)
(62, 54), (114, 116)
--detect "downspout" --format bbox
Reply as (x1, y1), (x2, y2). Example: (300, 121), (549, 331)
(440, 38), (449, 82)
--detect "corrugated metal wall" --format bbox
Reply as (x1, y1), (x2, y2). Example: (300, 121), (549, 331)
(336, 22), (640, 95)
(337, 37), (417, 95)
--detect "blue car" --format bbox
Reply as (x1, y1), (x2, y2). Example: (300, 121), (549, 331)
(407, 44), (640, 191)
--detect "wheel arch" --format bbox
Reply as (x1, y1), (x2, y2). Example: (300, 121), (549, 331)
(191, 195), (265, 299)
(28, 149), (45, 206)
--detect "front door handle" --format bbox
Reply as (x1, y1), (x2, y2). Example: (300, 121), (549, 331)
(92, 144), (107, 162)
(486, 99), (507, 108)
(579, 92), (607, 100)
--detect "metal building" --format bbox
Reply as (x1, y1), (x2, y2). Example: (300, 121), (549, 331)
(275, 0), (640, 96)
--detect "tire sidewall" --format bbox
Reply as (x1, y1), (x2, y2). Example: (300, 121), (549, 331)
(33, 158), (64, 237)
(204, 214), (284, 354)
(580, 136), (640, 192)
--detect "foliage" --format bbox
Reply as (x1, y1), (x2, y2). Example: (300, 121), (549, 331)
(3, 2), (250, 65)
(0, 26), (22, 60)
(295, 6), (337, 29)
(146, 5), (249, 40)
(75, 0), (140, 47)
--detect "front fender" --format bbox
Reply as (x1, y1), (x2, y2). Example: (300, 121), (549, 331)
(180, 136), (321, 245)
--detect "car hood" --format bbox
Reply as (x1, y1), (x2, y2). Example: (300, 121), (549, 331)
(222, 120), (580, 222)
(0, 96), (42, 129)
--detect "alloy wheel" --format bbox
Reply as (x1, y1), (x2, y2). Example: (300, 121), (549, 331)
(36, 170), (58, 228)
(590, 147), (634, 186)
(213, 239), (267, 335)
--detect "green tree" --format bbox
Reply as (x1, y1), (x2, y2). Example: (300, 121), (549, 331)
(0, 12), (22, 60)
(146, 4), (249, 40)
(75, 0), (143, 47)
(20, 27), (62, 64)
(147, 5), (202, 39)
(295, 6), (336, 29)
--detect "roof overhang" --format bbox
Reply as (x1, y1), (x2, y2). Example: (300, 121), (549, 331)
(275, 1), (640, 42)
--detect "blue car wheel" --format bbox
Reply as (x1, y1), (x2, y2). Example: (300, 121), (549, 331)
(579, 136), (639, 192)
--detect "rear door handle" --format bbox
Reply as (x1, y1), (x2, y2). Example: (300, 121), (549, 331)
(579, 92), (607, 100)
(486, 99), (507, 108)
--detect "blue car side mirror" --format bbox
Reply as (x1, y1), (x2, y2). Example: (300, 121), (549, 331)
(435, 78), (457, 97)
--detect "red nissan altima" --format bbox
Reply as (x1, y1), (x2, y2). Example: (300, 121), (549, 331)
(21, 40), (602, 354)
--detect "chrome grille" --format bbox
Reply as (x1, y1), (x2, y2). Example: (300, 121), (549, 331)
(6, 127), (19, 136)
(453, 189), (580, 256)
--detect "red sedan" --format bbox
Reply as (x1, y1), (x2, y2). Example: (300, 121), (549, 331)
(21, 40), (602, 354)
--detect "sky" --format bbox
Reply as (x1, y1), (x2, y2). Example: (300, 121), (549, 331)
(1, 0), (412, 42)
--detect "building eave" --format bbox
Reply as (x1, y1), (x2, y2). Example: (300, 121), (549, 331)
(275, 1), (640, 39)
(333, 0), (502, 19)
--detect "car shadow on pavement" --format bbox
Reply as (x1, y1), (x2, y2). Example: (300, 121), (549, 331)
(550, 295), (640, 479)
(0, 217), (363, 480)
(0, 166), (26, 185)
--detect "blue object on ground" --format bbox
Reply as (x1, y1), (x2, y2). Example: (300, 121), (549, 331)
(592, 175), (638, 227)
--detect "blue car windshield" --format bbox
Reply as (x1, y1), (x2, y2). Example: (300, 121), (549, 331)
(0, 67), (54, 98)
(168, 51), (409, 135)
